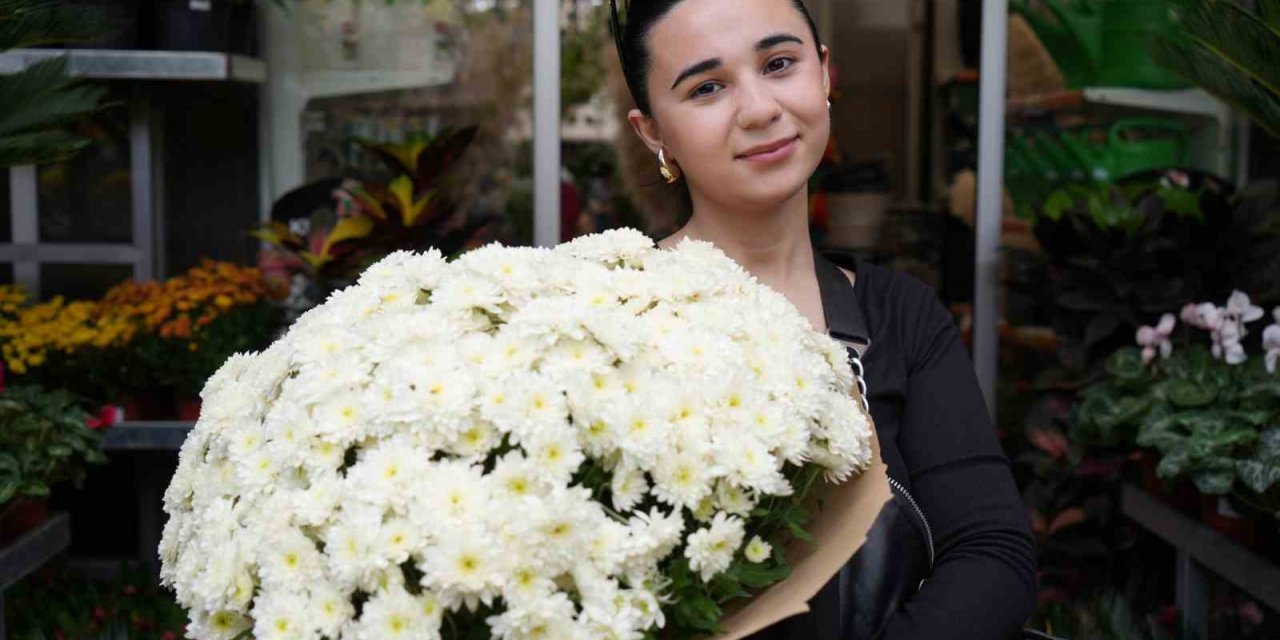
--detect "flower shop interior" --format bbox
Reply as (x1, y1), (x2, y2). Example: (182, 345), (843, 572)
(1, 0), (1279, 638)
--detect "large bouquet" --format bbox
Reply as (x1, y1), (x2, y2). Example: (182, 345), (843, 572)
(160, 229), (875, 640)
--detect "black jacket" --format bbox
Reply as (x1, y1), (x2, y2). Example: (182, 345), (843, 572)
(749, 251), (1038, 640)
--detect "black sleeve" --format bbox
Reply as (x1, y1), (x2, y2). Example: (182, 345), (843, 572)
(881, 284), (1038, 640)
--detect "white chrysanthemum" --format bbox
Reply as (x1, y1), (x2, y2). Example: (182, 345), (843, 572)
(188, 608), (252, 640)
(651, 450), (714, 510)
(487, 591), (583, 640)
(162, 231), (872, 640)
(251, 589), (318, 640)
(744, 535), (773, 563)
(684, 512), (746, 582)
(350, 584), (439, 640)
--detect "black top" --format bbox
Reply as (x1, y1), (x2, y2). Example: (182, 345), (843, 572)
(754, 252), (1038, 639)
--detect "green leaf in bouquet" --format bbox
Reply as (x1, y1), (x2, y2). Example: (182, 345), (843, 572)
(786, 521), (815, 544)
(47, 444), (72, 458)
(0, 477), (17, 503)
(1192, 468), (1236, 495)
(735, 558), (791, 589)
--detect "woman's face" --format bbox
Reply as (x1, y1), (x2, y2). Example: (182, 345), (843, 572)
(629, 0), (830, 209)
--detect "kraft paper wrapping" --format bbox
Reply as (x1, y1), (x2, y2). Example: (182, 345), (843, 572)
(713, 416), (891, 639)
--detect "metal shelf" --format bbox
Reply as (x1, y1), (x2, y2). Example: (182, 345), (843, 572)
(103, 421), (195, 451)
(0, 49), (265, 83)
(1006, 87), (1227, 121)
(0, 513), (70, 592)
(1121, 484), (1280, 637)
(1081, 87), (1226, 121)
(0, 512), (71, 636)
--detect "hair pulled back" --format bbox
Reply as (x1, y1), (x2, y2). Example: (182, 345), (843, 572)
(609, 0), (823, 115)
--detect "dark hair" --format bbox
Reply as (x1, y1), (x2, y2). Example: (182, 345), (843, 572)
(610, 0), (823, 115)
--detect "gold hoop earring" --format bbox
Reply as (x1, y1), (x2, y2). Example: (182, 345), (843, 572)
(658, 147), (681, 184)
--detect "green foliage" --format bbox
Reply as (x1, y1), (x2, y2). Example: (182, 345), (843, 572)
(656, 463), (822, 638)
(1032, 589), (1187, 640)
(561, 3), (609, 112)
(1078, 345), (1280, 512)
(1152, 0), (1280, 140)
(1025, 176), (1280, 372)
(0, 384), (105, 508)
(0, 0), (112, 167)
(0, 0), (101, 51)
(4, 562), (187, 640)
(254, 126), (500, 300)
(135, 301), (281, 398)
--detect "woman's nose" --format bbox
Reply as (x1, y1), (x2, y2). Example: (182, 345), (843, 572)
(735, 79), (782, 130)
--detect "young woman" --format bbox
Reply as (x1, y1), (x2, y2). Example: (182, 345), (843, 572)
(610, 0), (1038, 638)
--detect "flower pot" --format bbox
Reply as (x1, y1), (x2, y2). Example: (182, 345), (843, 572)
(117, 396), (145, 421)
(156, 0), (232, 52)
(176, 397), (202, 422)
(128, 390), (177, 420)
(1138, 450), (1167, 498)
(1200, 494), (1257, 548)
(0, 498), (50, 545)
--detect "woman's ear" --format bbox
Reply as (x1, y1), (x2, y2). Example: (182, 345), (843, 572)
(820, 45), (831, 99)
(627, 108), (663, 155)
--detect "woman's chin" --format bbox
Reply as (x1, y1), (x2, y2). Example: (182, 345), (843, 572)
(729, 168), (813, 205)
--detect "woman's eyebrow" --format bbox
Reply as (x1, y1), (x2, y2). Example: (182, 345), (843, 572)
(671, 58), (722, 90)
(669, 33), (806, 91)
(755, 33), (803, 51)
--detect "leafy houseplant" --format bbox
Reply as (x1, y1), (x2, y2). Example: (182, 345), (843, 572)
(103, 260), (285, 415)
(0, 385), (107, 540)
(5, 562), (188, 640)
(1021, 172), (1280, 372)
(1076, 296), (1280, 525)
(253, 125), (499, 314)
(1152, 0), (1280, 141)
(0, 0), (112, 167)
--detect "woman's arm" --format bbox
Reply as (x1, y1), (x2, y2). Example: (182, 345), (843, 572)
(881, 284), (1038, 640)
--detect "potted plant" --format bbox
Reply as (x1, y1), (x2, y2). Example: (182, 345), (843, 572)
(1, 1), (111, 167)
(0, 385), (108, 543)
(1078, 293), (1280, 543)
(0, 285), (147, 410)
(109, 260), (286, 418)
(253, 125), (500, 319)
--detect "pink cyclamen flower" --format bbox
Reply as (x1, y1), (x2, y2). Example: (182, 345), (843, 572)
(1136, 313), (1176, 365)
(1183, 302), (1220, 330)
(1213, 291), (1265, 365)
(1264, 320), (1280, 374)
(1226, 290), (1265, 324)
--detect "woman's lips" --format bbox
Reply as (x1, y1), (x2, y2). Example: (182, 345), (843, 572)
(736, 136), (799, 163)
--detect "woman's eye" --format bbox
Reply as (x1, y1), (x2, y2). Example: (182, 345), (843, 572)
(691, 82), (722, 98)
(765, 57), (795, 74)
